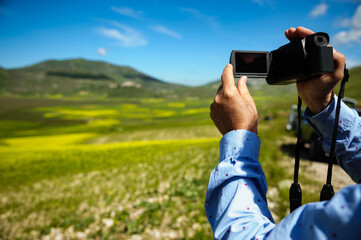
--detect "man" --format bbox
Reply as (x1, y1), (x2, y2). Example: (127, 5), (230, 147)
(206, 26), (361, 239)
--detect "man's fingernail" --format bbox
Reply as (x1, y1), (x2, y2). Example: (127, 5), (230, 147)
(333, 48), (337, 54)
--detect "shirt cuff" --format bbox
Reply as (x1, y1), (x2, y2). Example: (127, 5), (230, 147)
(219, 129), (261, 162)
(304, 95), (356, 141)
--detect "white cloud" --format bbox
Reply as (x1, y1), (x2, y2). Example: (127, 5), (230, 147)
(252, 0), (264, 6)
(180, 8), (218, 29)
(334, 18), (352, 28)
(352, 5), (361, 29)
(333, 5), (361, 46)
(333, 29), (361, 45)
(310, 3), (329, 18)
(97, 48), (107, 56)
(111, 7), (143, 20)
(150, 25), (182, 39)
(97, 24), (147, 47)
(251, 0), (273, 7)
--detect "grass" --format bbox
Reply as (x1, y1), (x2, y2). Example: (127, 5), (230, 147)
(0, 92), (336, 239)
(1, 138), (219, 239)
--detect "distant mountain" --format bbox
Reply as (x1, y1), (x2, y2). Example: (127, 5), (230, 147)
(1, 59), (189, 98)
(1, 59), (360, 100)
(0, 67), (10, 91)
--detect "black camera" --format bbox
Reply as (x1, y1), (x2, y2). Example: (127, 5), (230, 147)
(230, 32), (334, 85)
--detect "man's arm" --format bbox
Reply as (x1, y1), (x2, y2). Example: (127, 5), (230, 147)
(204, 129), (276, 239)
(207, 64), (276, 239)
(305, 96), (361, 182)
(268, 96), (361, 239)
(286, 26), (361, 182)
(269, 27), (361, 239)
(206, 27), (361, 240)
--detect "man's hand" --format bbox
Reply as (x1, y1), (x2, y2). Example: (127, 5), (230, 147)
(210, 64), (258, 135)
(285, 26), (346, 115)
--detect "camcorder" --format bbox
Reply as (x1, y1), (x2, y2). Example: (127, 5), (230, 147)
(230, 32), (334, 85)
(230, 32), (348, 211)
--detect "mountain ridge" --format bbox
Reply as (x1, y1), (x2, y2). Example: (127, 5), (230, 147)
(1, 58), (192, 98)
(10, 58), (165, 84)
(1, 58), (360, 100)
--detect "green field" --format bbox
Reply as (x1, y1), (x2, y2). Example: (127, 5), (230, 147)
(0, 92), (303, 240)
(1, 65), (360, 239)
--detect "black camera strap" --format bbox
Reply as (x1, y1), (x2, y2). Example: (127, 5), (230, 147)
(290, 96), (303, 212)
(320, 66), (349, 201)
(290, 67), (350, 212)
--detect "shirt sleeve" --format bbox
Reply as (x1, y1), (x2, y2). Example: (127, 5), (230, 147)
(205, 98), (361, 240)
(266, 184), (361, 240)
(266, 95), (361, 240)
(304, 95), (361, 183)
(204, 129), (276, 240)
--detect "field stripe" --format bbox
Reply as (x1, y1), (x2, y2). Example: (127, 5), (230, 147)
(0, 137), (220, 153)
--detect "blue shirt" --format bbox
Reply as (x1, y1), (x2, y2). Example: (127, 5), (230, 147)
(205, 95), (361, 239)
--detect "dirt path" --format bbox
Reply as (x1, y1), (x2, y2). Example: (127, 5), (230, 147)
(300, 158), (354, 192)
(281, 136), (354, 192)
(267, 136), (355, 222)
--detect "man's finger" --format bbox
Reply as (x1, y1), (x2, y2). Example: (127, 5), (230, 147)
(221, 64), (236, 90)
(285, 27), (314, 41)
(237, 76), (257, 111)
(294, 26), (314, 38)
(237, 76), (249, 96)
(285, 27), (296, 41)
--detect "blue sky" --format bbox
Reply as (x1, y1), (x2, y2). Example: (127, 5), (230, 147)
(0, 0), (360, 86)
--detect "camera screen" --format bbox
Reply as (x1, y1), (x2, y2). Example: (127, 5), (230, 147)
(235, 52), (268, 74)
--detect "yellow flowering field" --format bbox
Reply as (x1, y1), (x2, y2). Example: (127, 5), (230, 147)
(0, 96), (319, 239)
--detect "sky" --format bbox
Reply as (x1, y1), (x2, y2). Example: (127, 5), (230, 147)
(0, 0), (360, 86)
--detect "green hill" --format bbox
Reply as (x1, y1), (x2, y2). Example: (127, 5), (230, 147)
(1, 59), (360, 100)
(2, 59), (187, 98)
(343, 65), (361, 101)
(0, 67), (10, 93)
(18, 59), (164, 85)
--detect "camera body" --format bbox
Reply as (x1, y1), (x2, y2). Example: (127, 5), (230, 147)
(230, 32), (334, 85)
